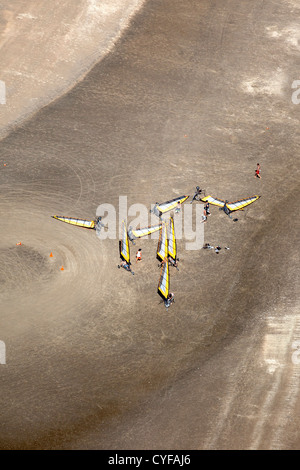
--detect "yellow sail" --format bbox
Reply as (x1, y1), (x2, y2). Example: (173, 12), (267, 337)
(226, 195), (261, 212)
(157, 222), (168, 261)
(157, 258), (169, 300)
(152, 195), (189, 217)
(168, 215), (176, 261)
(200, 195), (260, 212)
(120, 220), (130, 263)
(200, 195), (226, 208)
(128, 224), (162, 241)
(159, 195), (189, 213)
(52, 216), (95, 229)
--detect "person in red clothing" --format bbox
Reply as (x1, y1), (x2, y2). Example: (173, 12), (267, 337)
(255, 163), (261, 178)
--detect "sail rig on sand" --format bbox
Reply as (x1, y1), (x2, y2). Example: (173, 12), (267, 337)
(158, 258), (170, 302)
(156, 221), (168, 262)
(200, 195), (261, 218)
(128, 224), (162, 243)
(52, 215), (96, 229)
(118, 220), (134, 275)
(167, 215), (179, 270)
(151, 195), (189, 218)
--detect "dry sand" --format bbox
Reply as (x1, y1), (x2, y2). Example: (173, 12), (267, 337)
(0, 0), (300, 450)
(0, 0), (146, 139)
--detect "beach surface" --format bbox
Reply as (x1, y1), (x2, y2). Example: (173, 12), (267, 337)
(0, 0), (299, 450)
(0, 0), (146, 138)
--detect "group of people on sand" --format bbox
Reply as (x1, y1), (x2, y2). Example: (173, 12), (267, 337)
(203, 243), (230, 254)
(118, 163), (261, 303)
(158, 255), (179, 271)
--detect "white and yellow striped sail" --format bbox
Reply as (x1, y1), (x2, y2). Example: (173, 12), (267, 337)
(156, 195), (189, 214)
(120, 220), (130, 263)
(52, 216), (95, 229)
(226, 195), (261, 212)
(157, 222), (168, 262)
(128, 224), (162, 241)
(158, 258), (169, 300)
(200, 195), (260, 211)
(200, 195), (226, 208)
(168, 216), (176, 261)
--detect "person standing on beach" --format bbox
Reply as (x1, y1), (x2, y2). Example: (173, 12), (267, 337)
(204, 202), (210, 216)
(255, 163), (261, 179)
(136, 248), (142, 263)
(190, 186), (205, 203)
(164, 292), (175, 308)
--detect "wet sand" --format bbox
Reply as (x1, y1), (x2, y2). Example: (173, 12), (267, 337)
(0, 0), (300, 450)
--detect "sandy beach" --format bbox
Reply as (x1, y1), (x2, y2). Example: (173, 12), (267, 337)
(0, 0), (146, 139)
(0, 0), (299, 450)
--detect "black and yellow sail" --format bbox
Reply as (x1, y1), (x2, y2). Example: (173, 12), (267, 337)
(200, 195), (260, 212)
(157, 258), (169, 300)
(52, 216), (95, 229)
(152, 195), (189, 217)
(128, 224), (162, 241)
(225, 195), (260, 212)
(120, 220), (130, 264)
(157, 221), (168, 262)
(168, 216), (177, 261)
